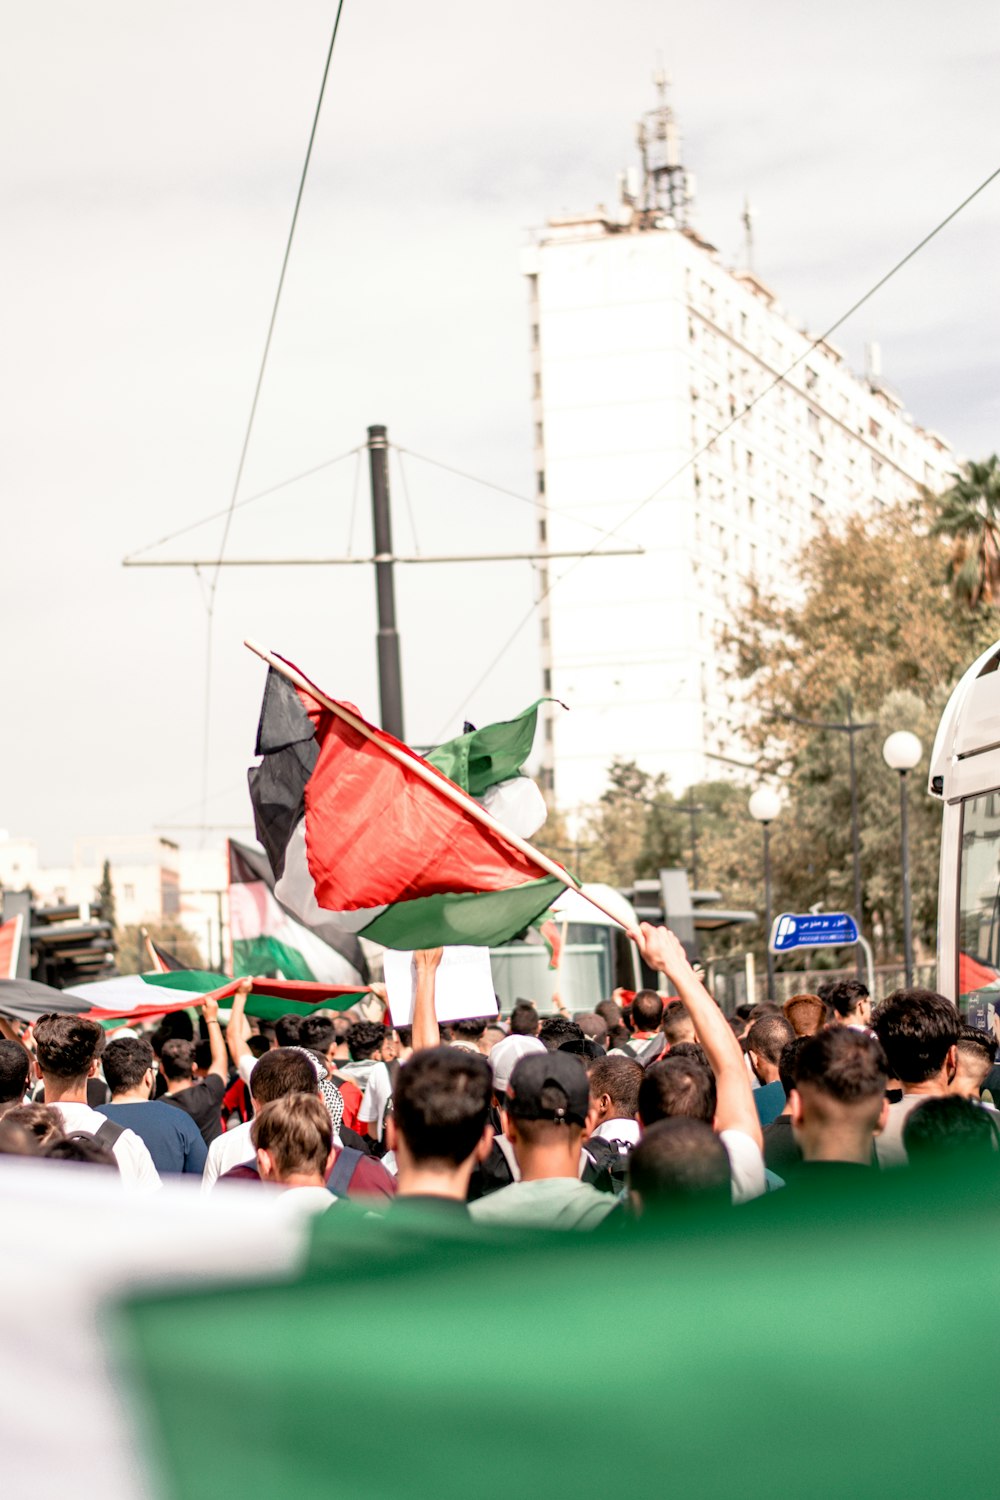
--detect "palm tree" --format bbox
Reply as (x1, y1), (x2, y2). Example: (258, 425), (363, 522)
(930, 456), (1000, 608)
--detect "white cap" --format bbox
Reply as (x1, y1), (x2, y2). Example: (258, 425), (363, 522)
(490, 1034), (546, 1095)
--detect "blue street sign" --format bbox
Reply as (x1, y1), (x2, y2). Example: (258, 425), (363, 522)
(769, 912), (859, 953)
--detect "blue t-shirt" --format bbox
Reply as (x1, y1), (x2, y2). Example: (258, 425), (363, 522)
(97, 1100), (208, 1176)
(753, 1080), (787, 1128)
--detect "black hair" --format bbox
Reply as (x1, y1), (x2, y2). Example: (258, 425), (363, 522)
(821, 979), (870, 1018)
(746, 1014), (796, 1067)
(510, 1002), (540, 1036)
(347, 1021), (386, 1061)
(274, 1014), (304, 1048)
(628, 1118), (731, 1207)
(873, 989), (960, 1085)
(630, 989), (664, 1032)
(298, 1016), (337, 1052)
(638, 1057), (716, 1126)
(102, 1037), (155, 1096)
(777, 1036), (810, 1098)
(956, 1025), (998, 1074)
(33, 1014), (104, 1080)
(668, 1042), (710, 1068)
(538, 1017), (583, 1051)
(0, 1038), (30, 1104)
(661, 1002), (695, 1044)
(160, 1039), (197, 1083)
(392, 1046), (492, 1166)
(450, 1018), (490, 1042)
(793, 1027), (888, 1104)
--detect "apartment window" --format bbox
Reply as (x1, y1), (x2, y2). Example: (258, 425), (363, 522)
(532, 372), (541, 397)
(531, 324), (539, 349)
(536, 471), (545, 496)
(542, 668), (552, 693)
(538, 518), (547, 544)
(123, 884), (135, 902)
(869, 417), (882, 440)
(805, 367), (818, 391)
(535, 422), (543, 445)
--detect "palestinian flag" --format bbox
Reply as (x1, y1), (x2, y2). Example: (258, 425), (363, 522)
(0, 914), (24, 979)
(143, 931), (190, 974)
(65, 971), (368, 1022)
(248, 659), (571, 951)
(228, 838), (368, 987)
(537, 915), (565, 970)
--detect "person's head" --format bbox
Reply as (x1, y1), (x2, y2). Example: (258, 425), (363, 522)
(873, 989), (960, 1088)
(777, 1036), (810, 1099)
(903, 1095), (1000, 1169)
(159, 1039), (197, 1083)
(387, 1047), (493, 1182)
(823, 979), (871, 1026)
(248, 1048), (319, 1107)
(32, 1014), (104, 1085)
(638, 1057), (716, 1128)
(503, 1051), (593, 1173)
(273, 1014), (304, 1048)
(0, 1103), (65, 1151)
(661, 1001), (696, 1047)
(953, 1026), (998, 1098)
(630, 989), (664, 1034)
(509, 1001), (540, 1037)
(587, 1054), (642, 1126)
(668, 1042), (710, 1067)
(0, 1038), (30, 1104)
(538, 1017), (583, 1052)
(783, 994), (827, 1037)
(558, 1037), (604, 1062)
(595, 999), (622, 1031)
(297, 1016), (337, 1058)
(789, 1028), (889, 1163)
(347, 1021), (387, 1062)
(490, 1034), (546, 1105)
(102, 1037), (156, 1100)
(482, 1025), (505, 1054)
(746, 1015), (796, 1085)
(46, 1133), (118, 1170)
(575, 1012), (610, 1048)
(252, 1094), (334, 1185)
(628, 1119), (731, 1215)
(449, 1017), (490, 1045)
(0, 1117), (42, 1156)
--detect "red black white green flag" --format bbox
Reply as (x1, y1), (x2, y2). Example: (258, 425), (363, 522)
(247, 659), (570, 951)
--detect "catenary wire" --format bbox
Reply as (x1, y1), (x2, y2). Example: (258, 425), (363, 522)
(433, 160), (1000, 735)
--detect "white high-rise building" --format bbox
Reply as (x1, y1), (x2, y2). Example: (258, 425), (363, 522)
(522, 80), (955, 813)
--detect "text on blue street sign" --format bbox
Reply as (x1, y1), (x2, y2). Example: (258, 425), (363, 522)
(769, 912), (860, 953)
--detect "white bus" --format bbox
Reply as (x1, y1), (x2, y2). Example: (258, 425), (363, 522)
(489, 884), (644, 1016)
(930, 636), (1000, 1022)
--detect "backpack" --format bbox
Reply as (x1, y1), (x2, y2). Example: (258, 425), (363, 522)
(583, 1135), (631, 1196)
(326, 1146), (366, 1198)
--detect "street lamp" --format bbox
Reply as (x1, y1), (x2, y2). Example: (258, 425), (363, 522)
(882, 730), (922, 987)
(749, 786), (781, 998)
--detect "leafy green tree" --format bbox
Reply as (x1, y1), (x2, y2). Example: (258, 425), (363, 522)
(930, 456), (1000, 608)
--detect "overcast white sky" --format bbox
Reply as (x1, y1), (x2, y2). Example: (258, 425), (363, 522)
(3, 1), (999, 861)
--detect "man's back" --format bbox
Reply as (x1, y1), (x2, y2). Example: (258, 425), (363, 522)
(98, 1100), (207, 1176)
(162, 1074), (225, 1144)
(49, 1102), (161, 1189)
(469, 1177), (614, 1230)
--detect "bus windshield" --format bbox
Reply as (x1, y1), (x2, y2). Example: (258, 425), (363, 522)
(958, 789), (1000, 1021)
(490, 922), (618, 1015)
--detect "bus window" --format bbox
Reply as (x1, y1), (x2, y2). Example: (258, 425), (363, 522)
(958, 790), (1000, 1020)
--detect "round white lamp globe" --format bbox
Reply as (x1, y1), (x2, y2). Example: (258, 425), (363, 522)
(748, 786), (782, 823)
(882, 731), (922, 773)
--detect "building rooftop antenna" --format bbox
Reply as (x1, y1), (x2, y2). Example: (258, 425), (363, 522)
(636, 65), (694, 228)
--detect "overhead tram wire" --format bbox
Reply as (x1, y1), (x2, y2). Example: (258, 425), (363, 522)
(123, 444), (362, 562)
(194, 0), (348, 831)
(433, 159), (1000, 735)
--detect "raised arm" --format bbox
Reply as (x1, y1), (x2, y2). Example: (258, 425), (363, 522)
(411, 948), (443, 1052)
(637, 923), (762, 1149)
(226, 977), (254, 1067)
(200, 994), (229, 1083)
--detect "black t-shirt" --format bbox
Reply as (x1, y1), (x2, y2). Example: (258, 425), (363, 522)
(763, 1115), (802, 1176)
(162, 1074), (226, 1145)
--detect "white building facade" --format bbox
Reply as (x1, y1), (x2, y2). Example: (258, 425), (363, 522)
(524, 88), (955, 813)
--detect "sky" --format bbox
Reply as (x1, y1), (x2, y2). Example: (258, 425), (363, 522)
(3, 0), (999, 861)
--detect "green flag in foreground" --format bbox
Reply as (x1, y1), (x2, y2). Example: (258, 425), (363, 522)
(115, 1169), (999, 1500)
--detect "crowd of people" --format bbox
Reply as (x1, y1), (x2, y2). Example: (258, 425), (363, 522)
(0, 923), (997, 1228)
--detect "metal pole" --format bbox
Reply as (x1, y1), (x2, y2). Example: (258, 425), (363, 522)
(367, 425), (405, 740)
(216, 890), (226, 974)
(763, 822), (775, 998)
(689, 806), (700, 889)
(846, 694), (865, 980)
(899, 770), (914, 987)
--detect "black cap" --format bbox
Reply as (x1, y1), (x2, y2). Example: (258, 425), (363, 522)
(506, 1051), (590, 1126)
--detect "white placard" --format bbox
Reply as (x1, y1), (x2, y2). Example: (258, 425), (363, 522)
(383, 946), (498, 1027)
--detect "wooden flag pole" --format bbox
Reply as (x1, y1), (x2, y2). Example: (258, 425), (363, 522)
(243, 639), (641, 942)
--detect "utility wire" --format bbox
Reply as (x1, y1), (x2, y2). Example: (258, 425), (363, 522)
(197, 1), (348, 833)
(395, 448), (421, 556)
(435, 160), (1000, 733)
(125, 444), (361, 561)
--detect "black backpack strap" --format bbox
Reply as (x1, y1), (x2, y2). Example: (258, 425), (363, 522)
(326, 1146), (363, 1199)
(94, 1118), (126, 1149)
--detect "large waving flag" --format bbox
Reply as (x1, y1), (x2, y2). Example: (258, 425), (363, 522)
(228, 838), (368, 987)
(65, 971), (368, 1022)
(247, 656), (571, 951)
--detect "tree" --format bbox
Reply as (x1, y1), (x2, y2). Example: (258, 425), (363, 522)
(930, 456), (1000, 608)
(116, 922), (205, 976)
(96, 859), (116, 928)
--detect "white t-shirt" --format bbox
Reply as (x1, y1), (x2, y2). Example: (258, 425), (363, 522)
(358, 1061), (392, 1142)
(51, 1103), (161, 1191)
(590, 1118), (641, 1149)
(719, 1128), (767, 1204)
(202, 1119), (255, 1192)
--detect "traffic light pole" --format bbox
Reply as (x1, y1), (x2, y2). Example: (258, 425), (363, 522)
(367, 425), (405, 741)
